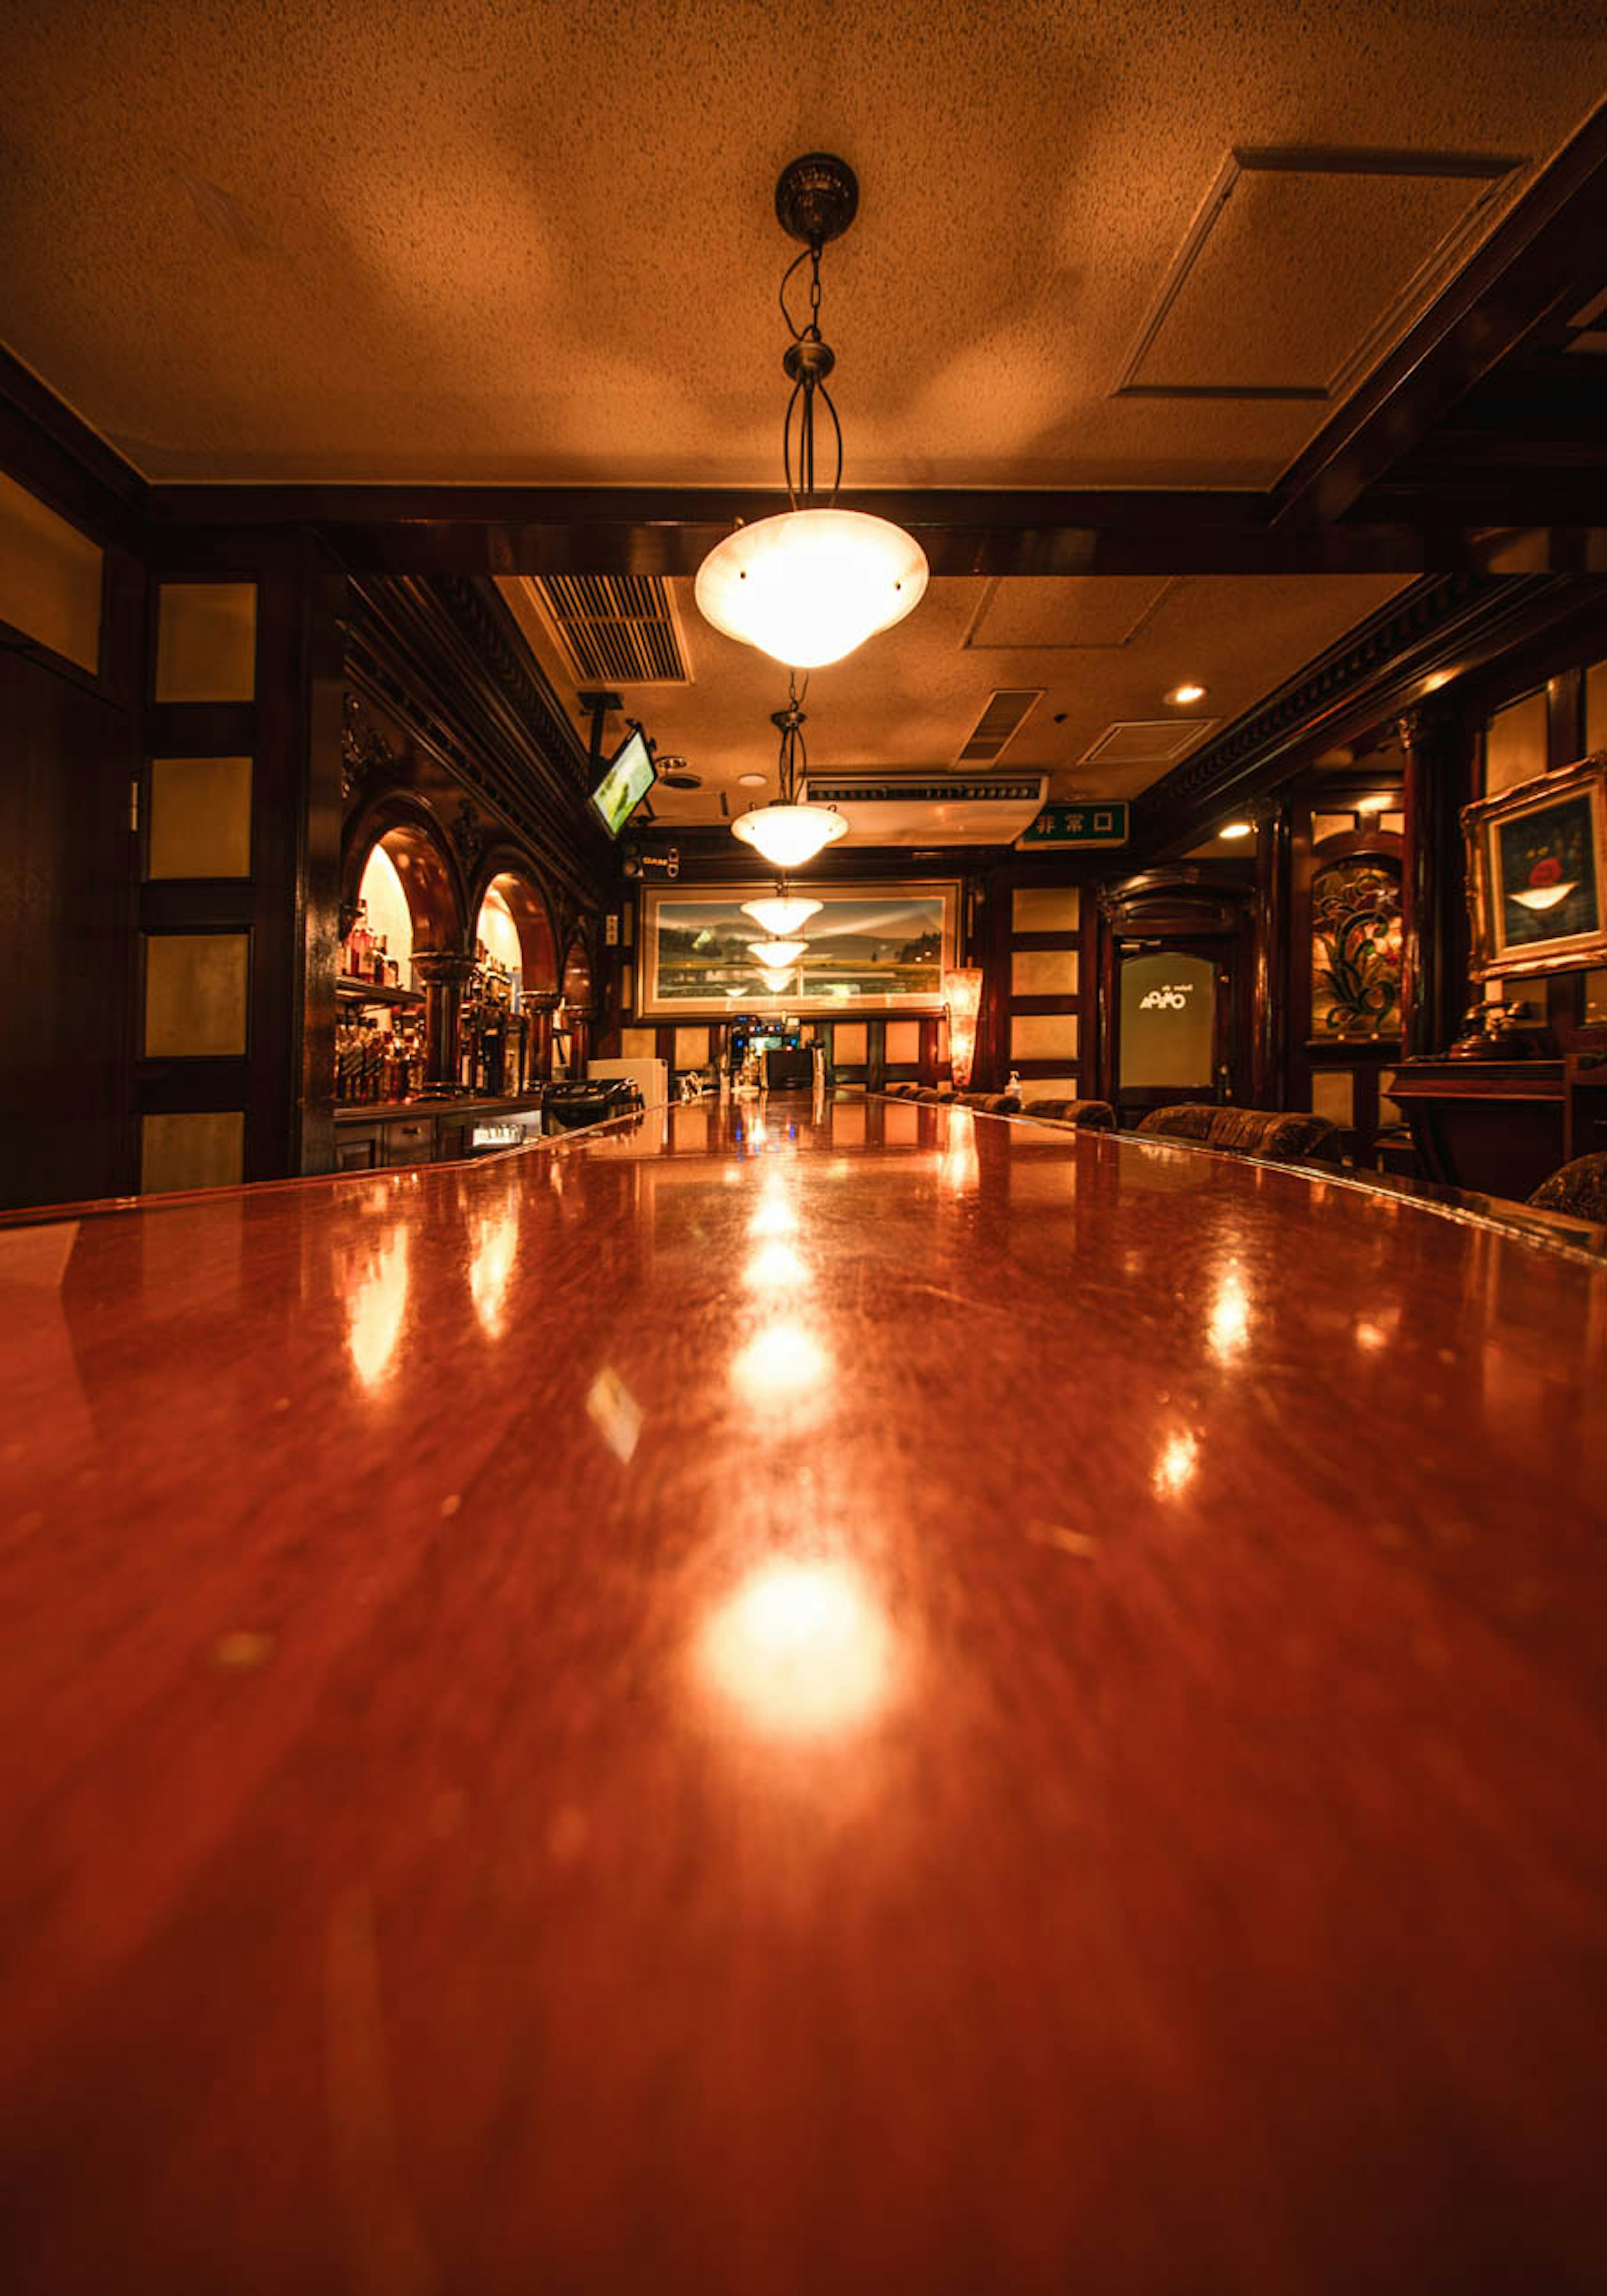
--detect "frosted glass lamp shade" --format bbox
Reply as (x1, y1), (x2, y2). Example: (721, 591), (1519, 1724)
(758, 968), (796, 994)
(943, 967), (985, 1090)
(747, 939), (809, 968)
(741, 895), (822, 936)
(696, 509), (929, 670)
(732, 803), (847, 869)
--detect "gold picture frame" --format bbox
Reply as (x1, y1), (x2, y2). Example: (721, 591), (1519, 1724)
(637, 879), (959, 1019)
(1462, 755), (1607, 981)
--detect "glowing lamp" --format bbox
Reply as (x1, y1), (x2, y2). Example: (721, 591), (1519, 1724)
(696, 510), (927, 670)
(943, 966), (984, 1090)
(732, 799), (846, 870)
(747, 938), (809, 968)
(742, 892), (822, 936)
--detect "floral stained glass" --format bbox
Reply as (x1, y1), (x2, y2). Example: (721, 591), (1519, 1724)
(1311, 857), (1402, 1038)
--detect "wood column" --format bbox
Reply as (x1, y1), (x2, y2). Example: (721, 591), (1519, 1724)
(1251, 799), (1294, 1108)
(412, 949), (476, 1096)
(1399, 707), (1471, 1059)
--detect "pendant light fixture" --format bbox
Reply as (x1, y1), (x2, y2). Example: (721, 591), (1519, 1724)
(742, 891), (821, 937)
(747, 938), (810, 968)
(696, 154), (928, 671)
(732, 682), (847, 869)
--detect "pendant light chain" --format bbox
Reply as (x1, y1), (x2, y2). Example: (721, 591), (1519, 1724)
(776, 670), (810, 804)
(779, 240), (844, 513)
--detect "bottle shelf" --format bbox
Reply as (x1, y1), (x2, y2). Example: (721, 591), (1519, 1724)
(336, 975), (424, 1008)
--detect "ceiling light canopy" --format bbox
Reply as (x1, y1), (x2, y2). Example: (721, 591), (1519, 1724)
(695, 154), (927, 671)
(732, 685), (847, 869)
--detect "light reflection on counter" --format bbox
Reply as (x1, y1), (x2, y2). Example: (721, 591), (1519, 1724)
(749, 1191), (798, 1241)
(730, 1319), (831, 1397)
(743, 1239), (810, 1292)
(697, 1560), (898, 1739)
(468, 1194), (520, 1338)
(346, 1220), (410, 1390)
(1208, 1259), (1250, 1361)
(1153, 1429), (1199, 1498)
(941, 1106), (980, 1195)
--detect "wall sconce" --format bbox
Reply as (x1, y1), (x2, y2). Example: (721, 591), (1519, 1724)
(942, 967), (984, 1090)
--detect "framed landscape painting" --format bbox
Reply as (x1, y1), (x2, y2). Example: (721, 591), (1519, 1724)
(637, 881), (959, 1019)
(1463, 756), (1607, 981)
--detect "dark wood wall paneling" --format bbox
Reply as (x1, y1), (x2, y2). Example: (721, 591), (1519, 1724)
(0, 355), (146, 1210)
(139, 530), (348, 1184)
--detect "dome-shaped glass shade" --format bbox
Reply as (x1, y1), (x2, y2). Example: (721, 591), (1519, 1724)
(732, 802), (848, 869)
(696, 509), (929, 670)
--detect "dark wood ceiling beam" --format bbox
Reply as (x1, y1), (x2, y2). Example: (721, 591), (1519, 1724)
(1272, 101), (1607, 531)
(140, 479), (1607, 576)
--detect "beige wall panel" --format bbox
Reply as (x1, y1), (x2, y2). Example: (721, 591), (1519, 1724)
(621, 1027), (657, 1059)
(1010, 1012), (1079, 1061)
(1011, 947), (1079, 997)
(1381, 810), (1405, 836)
(1484, 691), (1548, 796)
(1310, 1070), (1355, 1128)
(0, 473), (103, 671)
(833, 1022), (868, 1065)
(1584, 659), (1607, 754)
(1312, 812), (1355, 843)
(144, 932), (250, 1058)
(673, 1026), (709, 1068)
(141, 1111), (244, 1197)
(1011, 885), (1081, 934)
(619, 966), (634, 1008)
(147, 755), (253, 879)
(1020, 1075), (1081, 1104)
(884, 1020), (921, 1063)
(155, 581), (257, 702)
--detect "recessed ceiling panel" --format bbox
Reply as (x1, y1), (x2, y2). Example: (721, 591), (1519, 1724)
(966, 577), (1173, 650)
(1081, 719), (1219, 766)
(1120, 149), (1515, 399)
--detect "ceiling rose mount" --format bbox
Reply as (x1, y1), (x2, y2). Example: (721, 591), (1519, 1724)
(774, 152), (859, 247)
(696, 152), (928, 675)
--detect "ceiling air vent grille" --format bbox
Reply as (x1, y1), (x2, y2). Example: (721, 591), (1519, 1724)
(527, 573), (689, 685)
(805, 775), (1045, 807)
(957, 688), (1042, 762)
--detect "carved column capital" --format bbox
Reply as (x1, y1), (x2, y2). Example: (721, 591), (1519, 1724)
(410, 948), (478, 989)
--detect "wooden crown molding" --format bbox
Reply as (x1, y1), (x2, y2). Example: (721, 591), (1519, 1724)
(1128, 572), (1606, 861)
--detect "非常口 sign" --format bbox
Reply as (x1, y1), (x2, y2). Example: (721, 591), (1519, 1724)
(1016, 803), (1129, 850)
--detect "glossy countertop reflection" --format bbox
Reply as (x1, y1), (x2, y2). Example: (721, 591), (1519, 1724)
(2, 1092), (1604, 2295)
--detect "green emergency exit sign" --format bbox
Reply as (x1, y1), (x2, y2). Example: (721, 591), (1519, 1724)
(1016, 802), (1129, 850)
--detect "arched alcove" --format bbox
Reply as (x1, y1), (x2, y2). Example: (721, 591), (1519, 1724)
(342, 794), (466, 955)
(561, 935), (596, 1013)
(473, 862), (560, 995)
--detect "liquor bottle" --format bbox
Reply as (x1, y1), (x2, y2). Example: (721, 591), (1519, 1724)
(347, 903), (372, 980)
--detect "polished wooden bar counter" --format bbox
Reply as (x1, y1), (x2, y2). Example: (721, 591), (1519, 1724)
(1, 1094), (1604, 2295)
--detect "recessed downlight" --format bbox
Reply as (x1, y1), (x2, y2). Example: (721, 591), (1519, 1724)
(1219, 821), (1253, 840)
(737, 771), (768, 787)
(1167, 681), (1208, 706)
(1355, 794), (1391, 814)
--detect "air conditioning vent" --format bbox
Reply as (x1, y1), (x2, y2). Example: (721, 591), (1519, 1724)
(957, 688), (1042, 762)
(800, 771), (1047, 847)
(524, 574), (690, 685)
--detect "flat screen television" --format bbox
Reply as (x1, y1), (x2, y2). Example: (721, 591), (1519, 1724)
(589, 726), (657, 838)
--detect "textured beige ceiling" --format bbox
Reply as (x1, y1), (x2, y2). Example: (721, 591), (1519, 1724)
(500, 570), (1413, 819)
(1, 2), (1604, 485)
